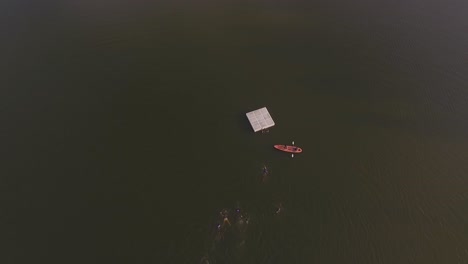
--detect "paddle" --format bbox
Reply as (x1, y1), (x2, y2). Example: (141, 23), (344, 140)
(291, 141), (295, 158)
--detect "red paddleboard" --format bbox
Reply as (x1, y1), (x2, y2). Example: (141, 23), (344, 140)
(274, 145), (303, 153)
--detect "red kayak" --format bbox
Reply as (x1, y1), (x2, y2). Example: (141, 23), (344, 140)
(274, 145), (303, 153)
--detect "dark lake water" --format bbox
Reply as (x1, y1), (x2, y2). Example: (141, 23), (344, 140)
(2, 0), (468, 263)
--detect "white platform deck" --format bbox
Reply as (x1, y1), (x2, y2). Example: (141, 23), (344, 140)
(246, 107), (275, 132)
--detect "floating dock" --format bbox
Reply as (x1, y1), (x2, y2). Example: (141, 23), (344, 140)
(246, 107), (275, 132)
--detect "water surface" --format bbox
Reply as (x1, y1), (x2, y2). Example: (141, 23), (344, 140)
(2, 0), (468, 263)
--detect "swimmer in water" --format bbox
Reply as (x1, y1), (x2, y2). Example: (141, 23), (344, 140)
(220, 209), (231, 226)
(275, 203), (284, 214)
(214, 210), (230, 241)
(223, 216), (231, 226)
(200, 255), (210, 264)
(214, 224), (224, 241)
(261, 165), (269, 183)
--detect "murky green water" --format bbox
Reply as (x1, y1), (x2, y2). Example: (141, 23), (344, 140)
(2, 0), (468, 263)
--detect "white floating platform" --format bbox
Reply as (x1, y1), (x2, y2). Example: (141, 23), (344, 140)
(246, 107), (275, 132)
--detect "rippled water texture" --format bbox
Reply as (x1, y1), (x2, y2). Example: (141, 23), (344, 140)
(2, 0), (468, 263)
